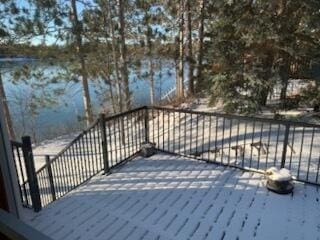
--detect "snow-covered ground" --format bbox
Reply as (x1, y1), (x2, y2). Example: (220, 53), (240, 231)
(177, 97), (320, 124)
(23, 153), (320, 240)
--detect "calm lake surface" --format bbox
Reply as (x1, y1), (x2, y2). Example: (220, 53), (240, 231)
(1, 58), (177, 141)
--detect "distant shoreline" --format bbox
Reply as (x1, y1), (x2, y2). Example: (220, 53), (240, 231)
(0, 57), (37, 62)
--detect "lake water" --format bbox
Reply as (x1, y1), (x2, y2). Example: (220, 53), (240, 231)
(1, 58), (177, 141)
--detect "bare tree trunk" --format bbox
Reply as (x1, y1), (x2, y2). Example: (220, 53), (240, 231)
(102, 70), (117, 113)
(274, 0), (289, 108)
(177, 0), (185, 99)
(148, 58), (155, 105)
(0, 71), (15, 140)
(106, 2), (123, 113)
(196, 0), (205, 92)
(280, 77), (289, 106)
(70, 0), (93, 126)
(279, 56), (290, 108)
(118, 0), (130, 110)
(108, 85), (117, 113)
(186, 0), (194, 96)
(147, 27), (155, 105)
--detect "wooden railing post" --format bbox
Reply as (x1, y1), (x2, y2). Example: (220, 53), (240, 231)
(45, 155), (56, 201)
(21, 136), (41, 212)
(99, 114), (109, 174)
(281, 124), (290, 168)
(144, 107), (149, 143)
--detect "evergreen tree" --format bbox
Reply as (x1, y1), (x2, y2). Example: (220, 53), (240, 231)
(70, 0), (93, 125)
(204, 0), (320, 113)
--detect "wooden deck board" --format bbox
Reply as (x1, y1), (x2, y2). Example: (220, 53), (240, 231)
(23, 153), (320, 240)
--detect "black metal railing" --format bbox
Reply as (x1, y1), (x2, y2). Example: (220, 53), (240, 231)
(149, 106), (320, 186)
(11, 107), (146, 211)
(11, 141), (32, 209)
(11, 106), (320, 212)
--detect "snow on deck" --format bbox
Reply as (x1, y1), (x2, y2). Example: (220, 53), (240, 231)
(24, 153), (320, 240)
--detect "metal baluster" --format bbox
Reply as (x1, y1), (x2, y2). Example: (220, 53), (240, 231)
(45, 155), (56, 201)
(221, 118), (226, 163)
(228, 119), (232, 165)
(242, 121), (248, 168)
(151, 108), (154, 145)
(16, 147), (29, 206)
(274, 124), (281, 166)
(257, 122), (264, 169)
(107, 120), (113, 167)
(265, 123), (272, 169)
(235, 119), (240, 166)
(306, 127), (315, 181)
(93, 125), (99, 172)
(114, 119), (119, 164)
(297, 127), (305, 179)
(88, 128), (95, 174)
(178, 111), (181, 155)
(214, 117), (218, 162)
(162, 110), (165, 150)
(289, 126), (296, 170)
(77, 138), (85, 184)
(201, 115), (205, 160)
(21, 136), (41, 212)
(173, 111), (175, 153)
(196, 114), (199, 156)
(168, 111), (170, 152)
(134, 112), (138, 152)
(67, 148), (75, 191)
(130, 113), (135, 156)
(70, 143), (79, 186)
(315, 153), (320, 184)
(118, 117), (123, 162)
(208, 116), (212, 161)
(157, 109), (160, 149)
(184, 112), (187, 155)
(249, 121), (256, 168)
(190, 113), (193, 155)
(280, 123), (290, 169)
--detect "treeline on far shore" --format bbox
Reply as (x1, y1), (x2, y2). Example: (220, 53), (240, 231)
(0, 42), (177, 61)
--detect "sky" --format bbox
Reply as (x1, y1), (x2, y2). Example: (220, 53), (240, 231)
(10, 0), (170, 46)
(13, 0), (89, 45)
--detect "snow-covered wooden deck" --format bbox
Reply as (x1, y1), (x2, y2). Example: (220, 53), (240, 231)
(23, 153), (320, 240)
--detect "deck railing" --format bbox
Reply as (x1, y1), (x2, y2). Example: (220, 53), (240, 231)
(11, 107), (146, 211)
(11, 140), (33, 209)
(150, 107), (320, 186)
(11, 106), (320, 211)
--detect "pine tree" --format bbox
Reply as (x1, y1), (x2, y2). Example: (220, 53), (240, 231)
(186, 0), (194, 97)
(118, 0), (131, 110)
(176, 0), (185, 99)
(70, 0), (93, 125)
(204, 0), (320, 113)
(195, 0), (205, 92)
